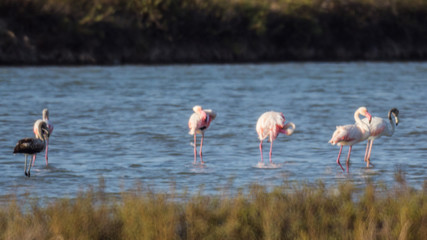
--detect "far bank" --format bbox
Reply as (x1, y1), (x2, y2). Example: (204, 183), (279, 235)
(1, 0), (427, 65)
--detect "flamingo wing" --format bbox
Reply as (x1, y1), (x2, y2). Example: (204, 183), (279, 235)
(256, 112), (285, 141)
(13, 138), (45, 154)
(362, 117), (387, 138)
(188, 109), (215, 135)
(329, 124), (365, 145)
(188, 113), (201, 135)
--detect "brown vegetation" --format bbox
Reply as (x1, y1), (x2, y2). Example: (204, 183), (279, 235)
(0, 177), (426, 239)
(1, 0), (427, 64)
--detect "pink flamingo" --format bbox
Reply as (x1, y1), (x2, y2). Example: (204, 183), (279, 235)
(329, 107), (372, 172)
(32, 109), (54, 166)
(14, 121), (49, 177)
(362, 108), (399, 167)
(188, 105), (216, 164)
(256, 111), (296, 164)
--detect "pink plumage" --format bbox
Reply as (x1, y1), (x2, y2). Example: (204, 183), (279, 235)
(329, 107), (372, 172)
(188, 105), (216, 164)
(256, 111), (295, 164)
(329, 125), (367, 146)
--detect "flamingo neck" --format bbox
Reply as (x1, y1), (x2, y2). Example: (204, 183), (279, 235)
(354, 110), (363, 125)
(354, 110), (370, 133)
(36, 132), (47, 142)
(279, 122), (295, 135)
(43, 111), (49, 121)
(388, 115), (396, 136)
(34, 121), (48, 142)
(35, 124), (43, 140)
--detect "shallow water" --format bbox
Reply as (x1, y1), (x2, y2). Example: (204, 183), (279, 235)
(0, 63), (426, 201)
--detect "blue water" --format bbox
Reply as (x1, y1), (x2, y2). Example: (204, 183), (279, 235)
(0, 63), (426, 202)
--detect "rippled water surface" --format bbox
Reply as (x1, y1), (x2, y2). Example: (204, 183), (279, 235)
(0, 63), (426, 201)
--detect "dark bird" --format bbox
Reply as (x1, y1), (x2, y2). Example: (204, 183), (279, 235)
(14, 121), (49, 177)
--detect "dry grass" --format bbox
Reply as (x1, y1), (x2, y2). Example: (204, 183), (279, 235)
(0, 176), (426, 240)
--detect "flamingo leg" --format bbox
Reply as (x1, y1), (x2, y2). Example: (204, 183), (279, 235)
(24, 154), (28, 176)
(45, 138), (49, 166)
(336, 145), (345, 171)
(199, 133), (204, 164)
(366, 140), (374, 167)
(345, 146), (352, 173)
(259, 140), (264, 163)
(27, 155), (33, 177)
(193, 134), (197, 164)
(364, 140), (371, 162)
(31, 154), (36, 167)
(269, 140), (274, 163)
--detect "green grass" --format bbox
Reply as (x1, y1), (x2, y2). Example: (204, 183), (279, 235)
(0, 176), (426, 239)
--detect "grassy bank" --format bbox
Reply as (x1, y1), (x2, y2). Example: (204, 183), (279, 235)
(0, 178), (426, 239)
(1, 0), (427, 64)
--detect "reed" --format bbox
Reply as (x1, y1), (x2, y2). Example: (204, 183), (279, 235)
(0, 176), (425, 240)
